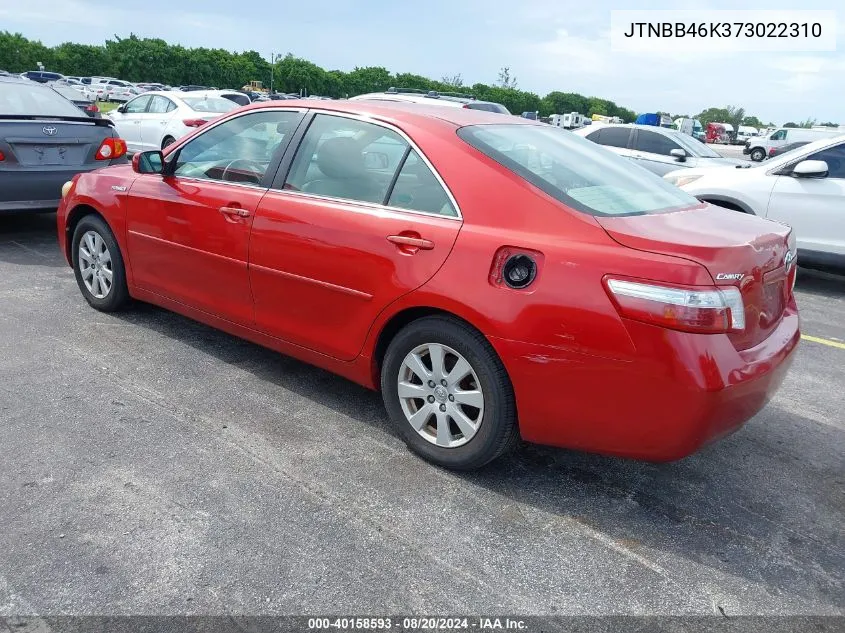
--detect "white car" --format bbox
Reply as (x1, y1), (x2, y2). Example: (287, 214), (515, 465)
(664, 134), (845, 271)
(107, 90), (239, 152)
(349, 87), (510, 114)
(105, 85), (141, 102)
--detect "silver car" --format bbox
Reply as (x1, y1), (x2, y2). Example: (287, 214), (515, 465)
(573, 124), (746, 176)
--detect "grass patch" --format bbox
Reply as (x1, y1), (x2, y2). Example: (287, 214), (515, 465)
(97, 101), (119, 113)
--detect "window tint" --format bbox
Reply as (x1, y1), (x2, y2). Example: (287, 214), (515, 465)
(807, 143), (845, 179)
(466, 102), (511, 114)
(148, 95), (174, 114)
(771, 130), (787, 140)
(634, 130), (683, 156)
(387, 150), (457, 216)
(173, 110), (302, 185)
(585, 129), (603, 142)
(221, 93), (250, 107)
(594, 127), (630, 148)
(458, 124), (699, 217)
(284, 114), (409, 205)
(124, 95), (151, 114)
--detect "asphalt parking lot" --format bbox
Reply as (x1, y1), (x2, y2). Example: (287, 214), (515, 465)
(0, 213), (843, 618)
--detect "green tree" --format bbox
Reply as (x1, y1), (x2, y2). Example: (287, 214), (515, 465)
(741, 115), (764, 128)
(783, 122), (798, 128)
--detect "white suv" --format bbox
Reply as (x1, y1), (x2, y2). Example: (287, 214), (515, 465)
(349, 88), (510, 114)
(664, 135), (845, 272)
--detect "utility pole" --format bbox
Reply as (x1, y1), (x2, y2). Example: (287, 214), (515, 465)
(269, 52), (281, 95)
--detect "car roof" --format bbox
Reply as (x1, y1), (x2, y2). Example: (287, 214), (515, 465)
(0, 75), (30, 84)
(231, 98), (528, 130)
(351, 91), (503, 108)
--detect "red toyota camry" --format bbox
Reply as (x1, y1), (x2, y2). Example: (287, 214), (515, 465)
(56, 100), (800, 470)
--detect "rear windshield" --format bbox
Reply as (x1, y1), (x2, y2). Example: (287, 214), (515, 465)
(181, 96), (239, 113)
(458, 124), (700, 217)
(466, 102), (511, 115)
(0, 81), (85, 117)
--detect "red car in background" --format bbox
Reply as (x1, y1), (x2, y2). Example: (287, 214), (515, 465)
(56, 100), (800, 470)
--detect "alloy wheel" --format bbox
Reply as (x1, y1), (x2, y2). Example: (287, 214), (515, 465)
(397, 343), (484, 448)
(78, 230), (113, 299)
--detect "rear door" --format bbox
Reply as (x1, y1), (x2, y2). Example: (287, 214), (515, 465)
(249, 111), (462, 361)
(766, 141), (845, 261)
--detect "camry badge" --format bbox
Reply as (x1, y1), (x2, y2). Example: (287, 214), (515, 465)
(716, 273), (744, 281)
(42, 126), (57, 136)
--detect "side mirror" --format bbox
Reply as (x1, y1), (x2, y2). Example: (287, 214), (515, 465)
(792, 159), (828, 178)
(670, 148), (687, 162)
(364, 151), (389, 170)
(116, 104), (127, 114)
(132, 150), (164, 174)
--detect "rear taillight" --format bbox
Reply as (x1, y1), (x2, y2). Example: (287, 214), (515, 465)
(86, 103), (99, 112)
(605, 277), (745, 334)
(182, 118), (208, 127)
(0, 150), (4, 161)
(95, 137), (127, 161)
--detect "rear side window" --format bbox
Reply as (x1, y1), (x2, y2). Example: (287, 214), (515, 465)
(593, 127), (630, 148)
(221, 93), (250, 107)
(181, 96), (238, 114)
(458, 124), (699, 217)
(0, 81), (85, 117)
(387, 149), (457, 216)
(466, 102), (511, 115)
(148, 96), (175, 114)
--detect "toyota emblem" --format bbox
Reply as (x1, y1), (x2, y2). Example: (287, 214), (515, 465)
(42, 126), (57, 136)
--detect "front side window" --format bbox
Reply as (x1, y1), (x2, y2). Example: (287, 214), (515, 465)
(387, 149), (457, 216)
(634, 130), (684, 157)
(458, 124), (699, 217)
(807, 143), (845, 179)
(284, 114), (409, 205)
(124, 95), (151, 114)
(771, 130), (787, 141)
(173, 110), (303, 184)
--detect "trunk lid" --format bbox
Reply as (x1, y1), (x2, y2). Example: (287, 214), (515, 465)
(1, 119), (113, 168)
(597, 204), (794, 350)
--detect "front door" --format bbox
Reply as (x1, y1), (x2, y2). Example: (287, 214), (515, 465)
(125, 108), (305, 326)
(767, 141), (845, 262)
(249, 112), (463, 361)
(139, 95), (177, 151)
(111, 94), (150, 153)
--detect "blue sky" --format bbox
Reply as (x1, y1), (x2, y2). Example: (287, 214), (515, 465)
(1, 0), (842, 124)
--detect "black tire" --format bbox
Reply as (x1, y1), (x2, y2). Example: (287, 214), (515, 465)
(750, 147), (766, 162)
(381, 316), (519, 470)
(71, 214), (130, 312)
(162, 136), (175, 149)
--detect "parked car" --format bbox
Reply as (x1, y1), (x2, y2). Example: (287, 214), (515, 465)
(19, 70), (65, 84)
(196, 89), (251, 107)
(106, 90), (238, 152)
(744, 127), (841, 162)
(57, 100), (798, 469)
(105, 85), (141, 103)
(350, 87), (511, 114)
(178, 85), (209, 92)
(767, 141), (810, 159)
(0, 75), (127, 213)
(53, 77), (97, 100)
(573, 123), (747, 176)
(665, 134), (845, 273)
(50, 84), (102, 118)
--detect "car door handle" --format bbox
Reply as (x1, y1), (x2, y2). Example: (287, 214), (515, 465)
(387, 234), (434, 251)
(219, 206), (251, 220)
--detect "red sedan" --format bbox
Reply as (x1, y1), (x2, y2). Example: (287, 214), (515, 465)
(57, 100), (800, 470)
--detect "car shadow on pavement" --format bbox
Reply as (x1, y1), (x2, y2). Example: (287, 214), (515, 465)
(0, 212), (65, 269)
(110, 300), (844, 611)
(796, 268), (845, 299)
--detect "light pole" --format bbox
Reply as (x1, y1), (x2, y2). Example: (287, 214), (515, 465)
(269, 52), (281, 95)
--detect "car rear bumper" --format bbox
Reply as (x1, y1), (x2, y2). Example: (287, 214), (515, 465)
(490, 301), (800, 461)
(0, 164), (113, 212)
